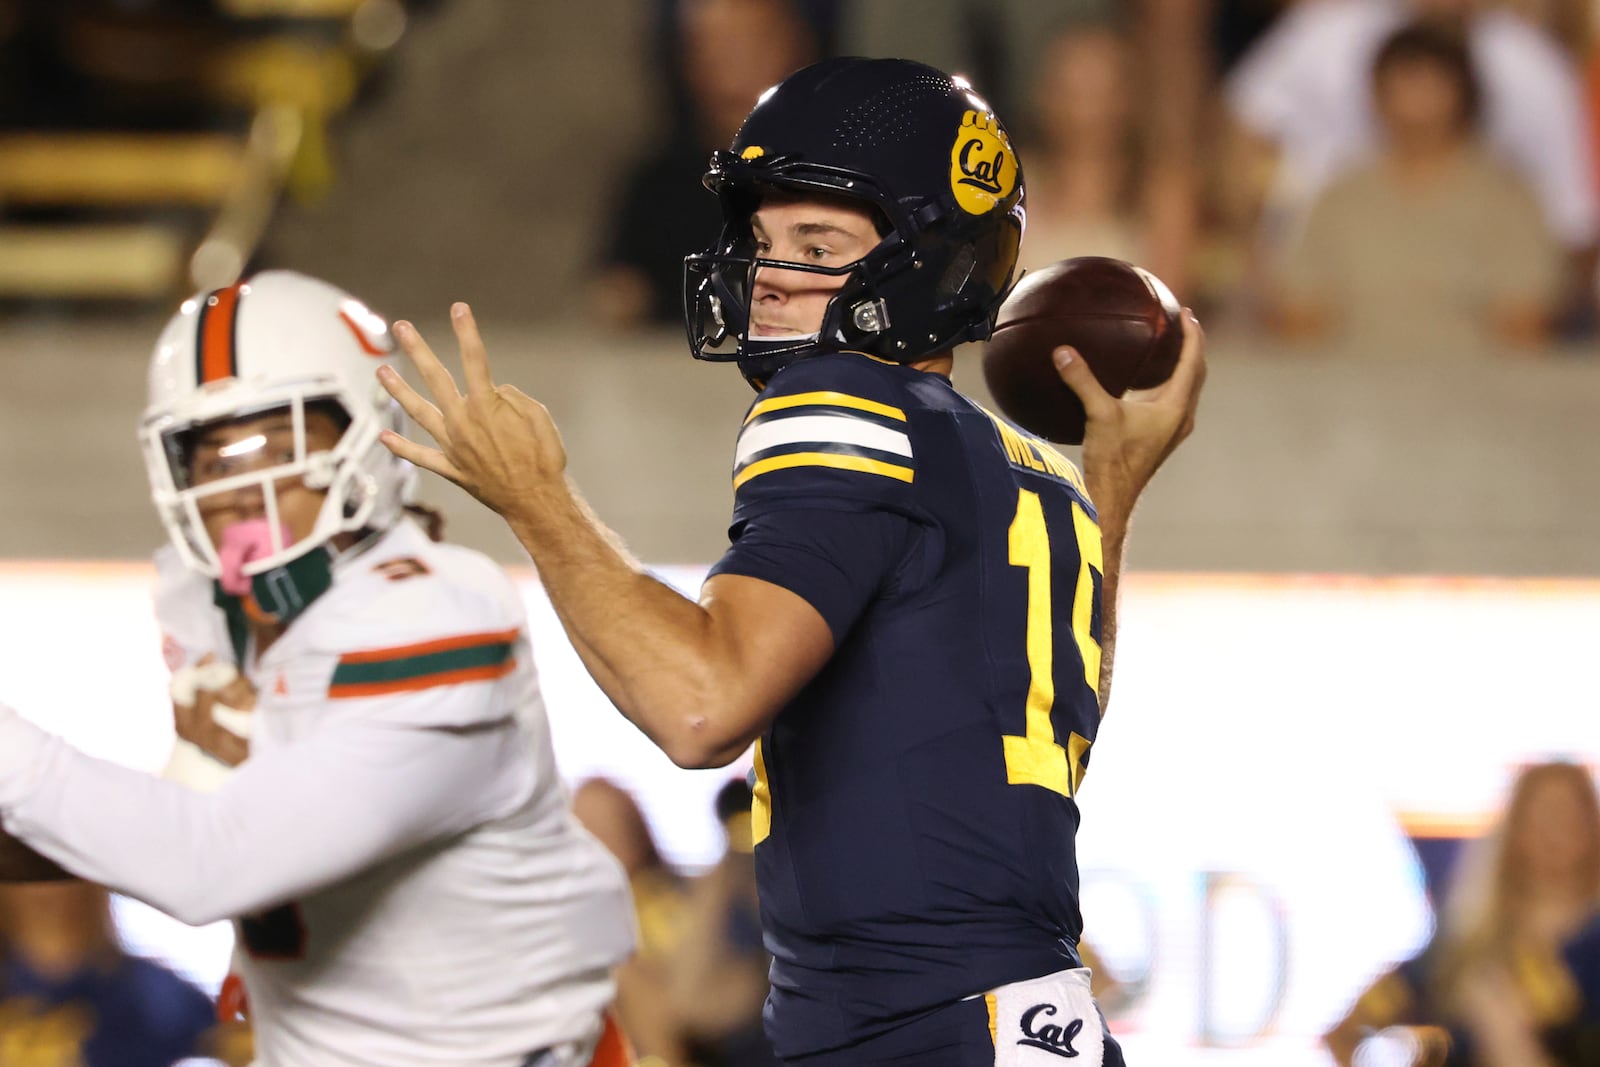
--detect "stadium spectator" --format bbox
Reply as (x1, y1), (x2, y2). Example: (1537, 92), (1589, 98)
(1016, 22), (1146, 274)
(1323, 761), (1600, 1066)
(846, 1), (1205, 298)
(1016, 20), (1197, 296)
(1551, 910), (1600, 1063)
(0, 881), (234, 1067)
(669, 778), (777, 1067)
(573, 778), (692, 1065)
(1269, 20), (1561, 356)
(1225, 0), (1597, 329)
(1495, 0), (1589, 61)
(591, 0), (815, 328)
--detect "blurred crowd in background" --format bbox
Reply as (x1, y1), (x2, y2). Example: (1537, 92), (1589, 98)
(0, 0), (1598, 359)
(590, 0), (1600, 357)
(572, 777), (773, 1067)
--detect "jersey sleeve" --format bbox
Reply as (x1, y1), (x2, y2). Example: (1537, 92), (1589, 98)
(727, 354), (922, 529)
(714, 355), (933, 641)
(309, 547), (532, 730)
(709, 506), (921, 643)
(0, 700), (534, 925)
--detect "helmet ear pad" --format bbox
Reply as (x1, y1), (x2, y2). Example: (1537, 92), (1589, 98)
(822, 198), (1025, 357)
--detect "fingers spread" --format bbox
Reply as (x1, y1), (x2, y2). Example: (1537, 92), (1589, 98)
(498, 383), (550, 422)
(378, 365), (449, 444)
(392, 321), (465, 419)
(379, 429), (471, 487)
(452, 303), (496, 398)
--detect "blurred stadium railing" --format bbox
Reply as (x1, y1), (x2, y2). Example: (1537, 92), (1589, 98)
(0, 0), (409, 300)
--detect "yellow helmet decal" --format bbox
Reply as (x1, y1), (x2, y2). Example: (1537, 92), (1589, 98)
(740, 145), (767, 160)
(949, 110), (1016, 215)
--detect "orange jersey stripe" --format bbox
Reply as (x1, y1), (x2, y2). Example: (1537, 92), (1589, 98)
(327, 659), (515, 699)
(199, 283), (243, 383)
(337, 627), (521, 665)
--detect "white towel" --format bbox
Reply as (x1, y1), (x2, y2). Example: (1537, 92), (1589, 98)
(985, 967), (1106, 1065)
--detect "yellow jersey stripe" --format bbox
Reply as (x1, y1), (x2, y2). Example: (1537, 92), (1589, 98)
(745, 390), (907, 425)
(751, 740), (772, 846)
(733, 451), (915, 490)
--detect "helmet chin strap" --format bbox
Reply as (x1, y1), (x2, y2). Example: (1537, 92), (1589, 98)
(735, 330), (826, 391)
(213, 546), (336, 660)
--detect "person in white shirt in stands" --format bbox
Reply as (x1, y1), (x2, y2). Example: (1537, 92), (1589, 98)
(0, 271), (637, 1067)
(1226, 0), (1597, 319)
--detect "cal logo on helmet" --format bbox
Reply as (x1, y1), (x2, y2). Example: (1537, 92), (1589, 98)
(949, 109), (1017, 215)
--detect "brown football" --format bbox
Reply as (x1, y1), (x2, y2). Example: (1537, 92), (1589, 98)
(982, 256), (1183, 444)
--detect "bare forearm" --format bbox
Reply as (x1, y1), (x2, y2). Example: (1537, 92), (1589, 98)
(1096, 520), (1126, 715)
(1062, 306), (1204, 719)
(378, 311), (833, 765)
(505, 484), (748, 767)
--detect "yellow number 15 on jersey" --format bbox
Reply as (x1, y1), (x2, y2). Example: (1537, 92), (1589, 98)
(1003, 487), (1102, 799)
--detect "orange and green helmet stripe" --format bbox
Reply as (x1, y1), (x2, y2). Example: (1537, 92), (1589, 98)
(195, 282), (245, 385)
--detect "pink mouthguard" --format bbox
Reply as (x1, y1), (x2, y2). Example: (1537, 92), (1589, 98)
(217, 519), (292, 596)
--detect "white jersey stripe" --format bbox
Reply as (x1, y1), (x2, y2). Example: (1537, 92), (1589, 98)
(736, 413), (913, 467)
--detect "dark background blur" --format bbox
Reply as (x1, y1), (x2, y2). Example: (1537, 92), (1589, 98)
(0, 0), (1595, 573)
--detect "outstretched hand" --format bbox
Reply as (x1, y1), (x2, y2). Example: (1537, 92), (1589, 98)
(377, 303), (567, 519)
(1053, 309), (1207, 532)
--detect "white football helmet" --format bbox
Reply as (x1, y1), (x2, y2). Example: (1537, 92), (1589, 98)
(140, 270), (414, 581)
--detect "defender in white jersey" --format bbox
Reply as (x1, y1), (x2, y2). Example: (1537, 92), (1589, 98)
(0, 271), (636, 1067)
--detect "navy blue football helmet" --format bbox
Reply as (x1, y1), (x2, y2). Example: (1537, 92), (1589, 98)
(683, 57), (1026, 388)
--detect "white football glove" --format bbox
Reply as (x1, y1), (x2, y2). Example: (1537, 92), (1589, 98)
(163, 661), (253, 792)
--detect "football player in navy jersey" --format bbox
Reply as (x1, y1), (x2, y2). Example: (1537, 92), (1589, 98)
(381, 57), (1205, 1066)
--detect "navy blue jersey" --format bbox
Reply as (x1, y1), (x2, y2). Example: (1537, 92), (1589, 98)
(709, 351), (1108, 1059)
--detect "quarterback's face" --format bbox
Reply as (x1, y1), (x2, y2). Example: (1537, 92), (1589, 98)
(187, 407), (346, 555)
(748, 193), (881, 337)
